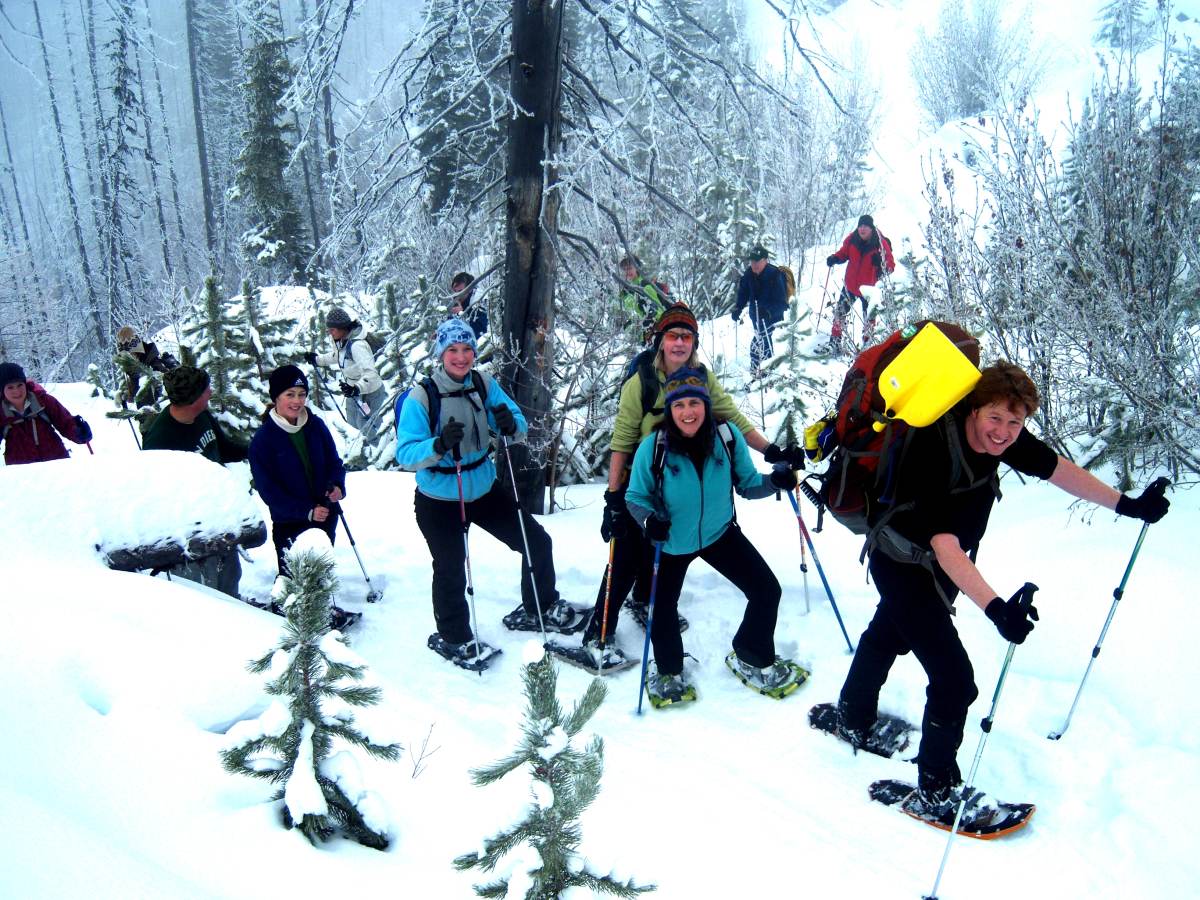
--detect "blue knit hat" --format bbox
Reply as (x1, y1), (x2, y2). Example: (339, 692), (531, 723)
(663, 366), (709, 408)
(434, 318), (478, 358)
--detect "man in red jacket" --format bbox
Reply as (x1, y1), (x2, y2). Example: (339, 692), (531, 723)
(0, 362), (91, 465)
(826, 214), (895, 352)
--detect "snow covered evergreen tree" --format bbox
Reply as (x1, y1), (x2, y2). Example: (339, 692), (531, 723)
(454, 652), (652, 898)
(235, 0), (311, 284)
(180, 275), (259, 441)
(238, 279), (296, 380)
(221, 534), (400, 850)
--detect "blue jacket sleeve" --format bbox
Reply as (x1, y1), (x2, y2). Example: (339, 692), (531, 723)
(731, 428), (773, 500)
(314, 415), (346, 496)
(734, 271), (749, 316)
(395, 384), (443, 469)
(249, 429), (313, 523)
(625, 433), (660, 528)
(485, 379), (527, 443)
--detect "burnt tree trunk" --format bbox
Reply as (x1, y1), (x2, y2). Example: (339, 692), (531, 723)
(501, 0), (564, 515)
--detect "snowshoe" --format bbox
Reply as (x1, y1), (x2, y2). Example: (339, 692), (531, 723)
(240, 595), (284, 616)
(329, 606), (362, 633)
(546, 639), (637, 675)
(725, 651), (809, 699)
(868, 779), (1035, 839)
(502, 599), (591, 635)
(626, 598), (689, 634)
(644, 665), (697, 709)
(808, 702), (915, 759)
(427, 633), (501, 673)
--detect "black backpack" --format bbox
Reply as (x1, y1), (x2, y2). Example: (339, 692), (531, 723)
(395, 370), (491, 473)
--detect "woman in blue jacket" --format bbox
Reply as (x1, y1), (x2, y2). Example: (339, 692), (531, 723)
(249, 365), (347, 570)
(395, 319), (585, 666)
(626, 366), (799, 704)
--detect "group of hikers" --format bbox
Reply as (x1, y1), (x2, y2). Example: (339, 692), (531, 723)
(0, 226), (1174, 835)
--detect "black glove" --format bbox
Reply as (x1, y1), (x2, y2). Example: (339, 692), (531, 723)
(763, 443), (806, 469)
(339, 381), (360, 398)
(1115, 477), (1170, 524)
(645, 515), (670, 544)
(826, 254), (839, 267)
(601, 489), (627, 542)
(433, 416), (465, 456)
(303, 351), (318, 366)
(73, 415), (92, 443)
(985, 593), (1039, 644)
(770, 466), (798, 491)
(869, 250), (881, 268)
(492, 404), (517, 436)
(731, 309), (741, 324)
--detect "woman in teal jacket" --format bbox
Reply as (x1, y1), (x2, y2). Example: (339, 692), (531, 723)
(395, 319), (585, 666)
(626, 367), (799, 703)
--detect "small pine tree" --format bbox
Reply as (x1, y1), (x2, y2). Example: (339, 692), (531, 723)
(454, 653), (653, 899)
(759, 303), (825, 447)
(180, 275), (260, 442)
(221, 536), (401, 850)
(238, 279), (297, 380)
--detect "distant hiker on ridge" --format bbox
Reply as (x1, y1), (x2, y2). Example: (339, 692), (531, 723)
(826, 215), (895, 352)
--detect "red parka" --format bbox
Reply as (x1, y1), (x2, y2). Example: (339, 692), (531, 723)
(831, 229), (895, 298)
(0, 381), (85, 465)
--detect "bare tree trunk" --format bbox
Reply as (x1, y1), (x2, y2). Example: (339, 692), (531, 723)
(82, 0), (117, 310)
(185, 0), (218, 267)
(500, 0), (565, 514)
(32, 0), (106, 351)
(0, 97), (48, 373)
(131, 17), (175, 281)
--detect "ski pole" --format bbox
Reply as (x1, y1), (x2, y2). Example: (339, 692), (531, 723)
(795, 488), (811, 615)
(636, 540), (664, 715)
(786, 488), (853, 652)
(815, 265), (832, 331)
(500, 433), (547, 643)
(925, 582), (1038, 900)
(599, 536), (616, 659)
(309, 361), (352, 426)
(1048, 511), (1157, 741)
(451, 435), (484, 673)
(333, 502), (383, 603)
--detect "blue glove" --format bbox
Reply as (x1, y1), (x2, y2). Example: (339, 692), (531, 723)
(73, 415), (92, 443)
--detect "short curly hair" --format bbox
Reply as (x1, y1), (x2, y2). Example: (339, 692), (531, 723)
(969, 361), (1039, 417)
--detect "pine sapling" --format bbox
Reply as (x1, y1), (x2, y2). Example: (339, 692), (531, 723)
(221, 535), (400, 849)
(454, 650), (654, 898)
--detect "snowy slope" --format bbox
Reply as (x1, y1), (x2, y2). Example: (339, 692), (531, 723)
(2, 383), (1197, 898)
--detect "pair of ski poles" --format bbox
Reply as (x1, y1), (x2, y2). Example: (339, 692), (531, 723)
(452, 422), (549, 673)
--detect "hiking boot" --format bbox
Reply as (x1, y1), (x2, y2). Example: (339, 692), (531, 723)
(329, 606), (362, 633)
(735, 656), (794, 691)
(653, 671), (689, 703)
(583, 638), (631, 671)
(911, 780), (1000, 830)
(626, 598), (689, 633)
(836, 700), (871, 750)
(503, 599), (590, 635)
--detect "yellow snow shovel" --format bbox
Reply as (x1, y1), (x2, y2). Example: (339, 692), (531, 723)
(873, 323), (981, 431)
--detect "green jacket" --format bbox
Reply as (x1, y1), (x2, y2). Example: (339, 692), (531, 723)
(610, 367), (754, 455)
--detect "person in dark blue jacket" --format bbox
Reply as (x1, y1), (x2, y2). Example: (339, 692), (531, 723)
(249, 365), (347, 575)
(625, 367), (802, 704)
(731, 245), (788, 374)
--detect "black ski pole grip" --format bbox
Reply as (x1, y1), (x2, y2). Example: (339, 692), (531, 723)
(1013, 582), (1039, 612)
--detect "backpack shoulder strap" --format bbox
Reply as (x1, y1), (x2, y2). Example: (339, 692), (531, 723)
(716, 421), (739, 489)
(637, 352), (661, 419)
(421, 376), (440, 434)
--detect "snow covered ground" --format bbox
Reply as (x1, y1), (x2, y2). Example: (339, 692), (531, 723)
(2, 382), (1196, 898)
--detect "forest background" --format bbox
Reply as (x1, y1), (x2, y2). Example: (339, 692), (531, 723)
(0, 0), (1196, 505)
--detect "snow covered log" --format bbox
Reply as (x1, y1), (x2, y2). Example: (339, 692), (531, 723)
(0, 451), (265, 572)
(103, 521), (267, 573)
